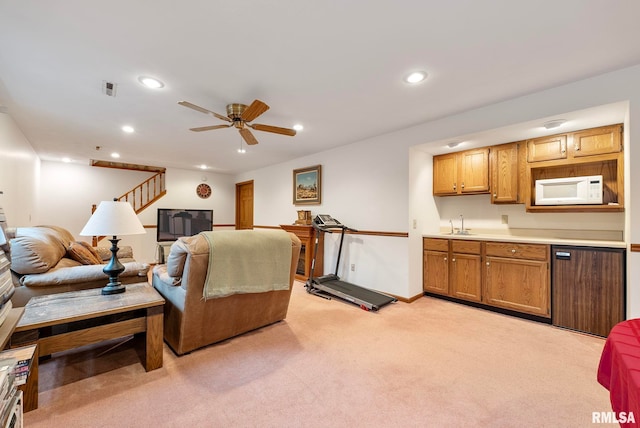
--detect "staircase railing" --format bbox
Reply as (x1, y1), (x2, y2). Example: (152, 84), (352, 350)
(91, 171), (166, 245)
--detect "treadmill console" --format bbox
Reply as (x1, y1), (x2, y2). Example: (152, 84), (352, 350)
(315, 214), (342, 226)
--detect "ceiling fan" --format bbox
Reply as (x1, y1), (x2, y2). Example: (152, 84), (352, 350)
(178, 99), (296, 145)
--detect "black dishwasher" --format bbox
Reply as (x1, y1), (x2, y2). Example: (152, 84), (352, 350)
(551, 245), (625, 337)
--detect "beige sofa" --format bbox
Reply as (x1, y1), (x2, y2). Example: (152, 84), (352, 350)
(7, 225), (149, 306)
(152, 230), (301, 355)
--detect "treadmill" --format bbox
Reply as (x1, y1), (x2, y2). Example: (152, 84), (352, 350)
(305, 214), (397, 311)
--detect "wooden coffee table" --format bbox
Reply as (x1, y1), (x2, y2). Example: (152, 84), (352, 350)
(10, 282), (165, 411)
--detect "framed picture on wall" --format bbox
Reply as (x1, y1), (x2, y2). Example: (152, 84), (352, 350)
(293, 165), (321, 205)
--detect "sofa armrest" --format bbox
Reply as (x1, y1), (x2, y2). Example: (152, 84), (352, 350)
(152, 264), (181, 286)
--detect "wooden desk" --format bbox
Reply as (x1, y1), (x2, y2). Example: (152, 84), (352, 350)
(10, 283), (165, 411)
(280, 225), (323, 281)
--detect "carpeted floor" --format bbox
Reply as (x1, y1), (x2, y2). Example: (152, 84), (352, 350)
(24, 282), (611, 427)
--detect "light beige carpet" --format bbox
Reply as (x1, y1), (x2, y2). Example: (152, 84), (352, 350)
(24, 282), (611, 427)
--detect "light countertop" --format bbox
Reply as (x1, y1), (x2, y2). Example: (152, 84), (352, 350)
(422, 232), (626, 248)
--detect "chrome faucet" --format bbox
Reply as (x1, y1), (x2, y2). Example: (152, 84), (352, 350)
(460, 214), (464, 233)
(449, 219), (454, 235)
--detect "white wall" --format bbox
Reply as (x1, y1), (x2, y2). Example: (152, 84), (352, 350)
(3, 64), (640, 312)
(0, 112), (40, 225)
(236, 133), (412, 298)
(405, 65), (640, 315)
(36, 161), (236, 263)
(239, 64), (640, 309)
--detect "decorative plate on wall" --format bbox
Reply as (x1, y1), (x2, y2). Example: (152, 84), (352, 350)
(196, 183), (212, 199)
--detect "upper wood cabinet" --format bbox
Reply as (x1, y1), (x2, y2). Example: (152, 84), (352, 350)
(525, 124), (624, 213)
(570, 124), (622, 157)
(490, 141), (525, 204)
(527, 134), (567, 163)
(433, 148), (489, 196)
(527, 124), (622, 162)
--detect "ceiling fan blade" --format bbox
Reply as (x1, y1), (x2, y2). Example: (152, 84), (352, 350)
(241, 99), (270, 122)
(239, 128), (259, 145)
(189, 124), (233, 132)
(249, 123), (297, 136)
(178, 101), (231, 122)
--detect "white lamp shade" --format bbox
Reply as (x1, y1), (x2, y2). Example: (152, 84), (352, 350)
(80, 200), (146, 236)
(0, 227), (6, 246)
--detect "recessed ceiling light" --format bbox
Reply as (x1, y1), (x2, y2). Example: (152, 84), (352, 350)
(138, 76), (164, 89)
(62, 157), (72, 163)
(199, 164), (207, 170)
(543, 119), (567, 130)
(293, 124), (304, 132)
(111, 152), (120, 159)
(404, 71), (428, 84)
(122, 125), (135, 133)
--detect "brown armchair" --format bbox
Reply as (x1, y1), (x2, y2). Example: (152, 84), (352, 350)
(152, 230), (301, 355)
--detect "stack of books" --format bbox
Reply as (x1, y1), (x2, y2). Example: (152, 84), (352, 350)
(0, 249), (14, 327)
(0, 359), (21, 428)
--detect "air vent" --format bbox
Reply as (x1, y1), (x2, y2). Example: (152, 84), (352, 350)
(102, 81), (117, 97)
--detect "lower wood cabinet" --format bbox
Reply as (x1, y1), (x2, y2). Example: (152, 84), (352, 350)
(484, 242), (550, 317)
(423, 238), (449, 295)
(423, 238), (550, 318)
(450, 240), (482, 302)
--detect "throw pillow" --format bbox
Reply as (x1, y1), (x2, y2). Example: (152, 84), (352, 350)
(9, 233), (65, 274)
(67, 241), (102, 265)
(166, 239), (189, 278)
(76, 240), (102, 262)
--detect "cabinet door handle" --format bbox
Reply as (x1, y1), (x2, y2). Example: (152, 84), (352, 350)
(452, 258), (456, 262)
(453, 183), (456, 191)
(575, 144), (580, 151)
(493, 193), (497, 198)
(461, 182), (465, 189)
(486, 261), (490, 266)
(511, 249), (516, 253)
(444, 257), (448, 261)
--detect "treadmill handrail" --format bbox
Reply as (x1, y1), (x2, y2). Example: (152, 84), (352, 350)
(312, 222), (358, 233)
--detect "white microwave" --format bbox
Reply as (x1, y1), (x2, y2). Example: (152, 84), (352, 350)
(535, 175), (603, 205)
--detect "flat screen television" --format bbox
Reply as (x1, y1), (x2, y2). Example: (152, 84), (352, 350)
(157, 209), (213, 242)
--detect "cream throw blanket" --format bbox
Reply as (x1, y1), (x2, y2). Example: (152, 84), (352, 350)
(201, 230), (291, 299)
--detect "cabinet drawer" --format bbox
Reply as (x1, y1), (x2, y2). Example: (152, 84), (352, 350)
(424, 238), (449, 252)
(451, 239), (481, 254)
(485, 242), (548, 260)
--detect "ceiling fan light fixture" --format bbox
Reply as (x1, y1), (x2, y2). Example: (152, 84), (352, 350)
(404, 70), (428, 84)
(138, 76), (164, 89)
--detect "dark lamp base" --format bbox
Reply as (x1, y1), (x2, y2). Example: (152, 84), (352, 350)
(102, 284), (126, 295)
(102, 236), (127, 295)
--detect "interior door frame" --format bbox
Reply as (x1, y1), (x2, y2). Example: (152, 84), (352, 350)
(235, 179), (254, 229)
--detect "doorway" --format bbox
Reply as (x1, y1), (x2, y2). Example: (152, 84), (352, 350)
(235, 180), (254, 229)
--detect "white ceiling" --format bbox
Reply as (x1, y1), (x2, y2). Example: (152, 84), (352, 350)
(2, 1), (640, 174)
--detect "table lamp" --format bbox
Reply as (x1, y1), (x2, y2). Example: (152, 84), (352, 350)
(80, 199), (146, 295)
